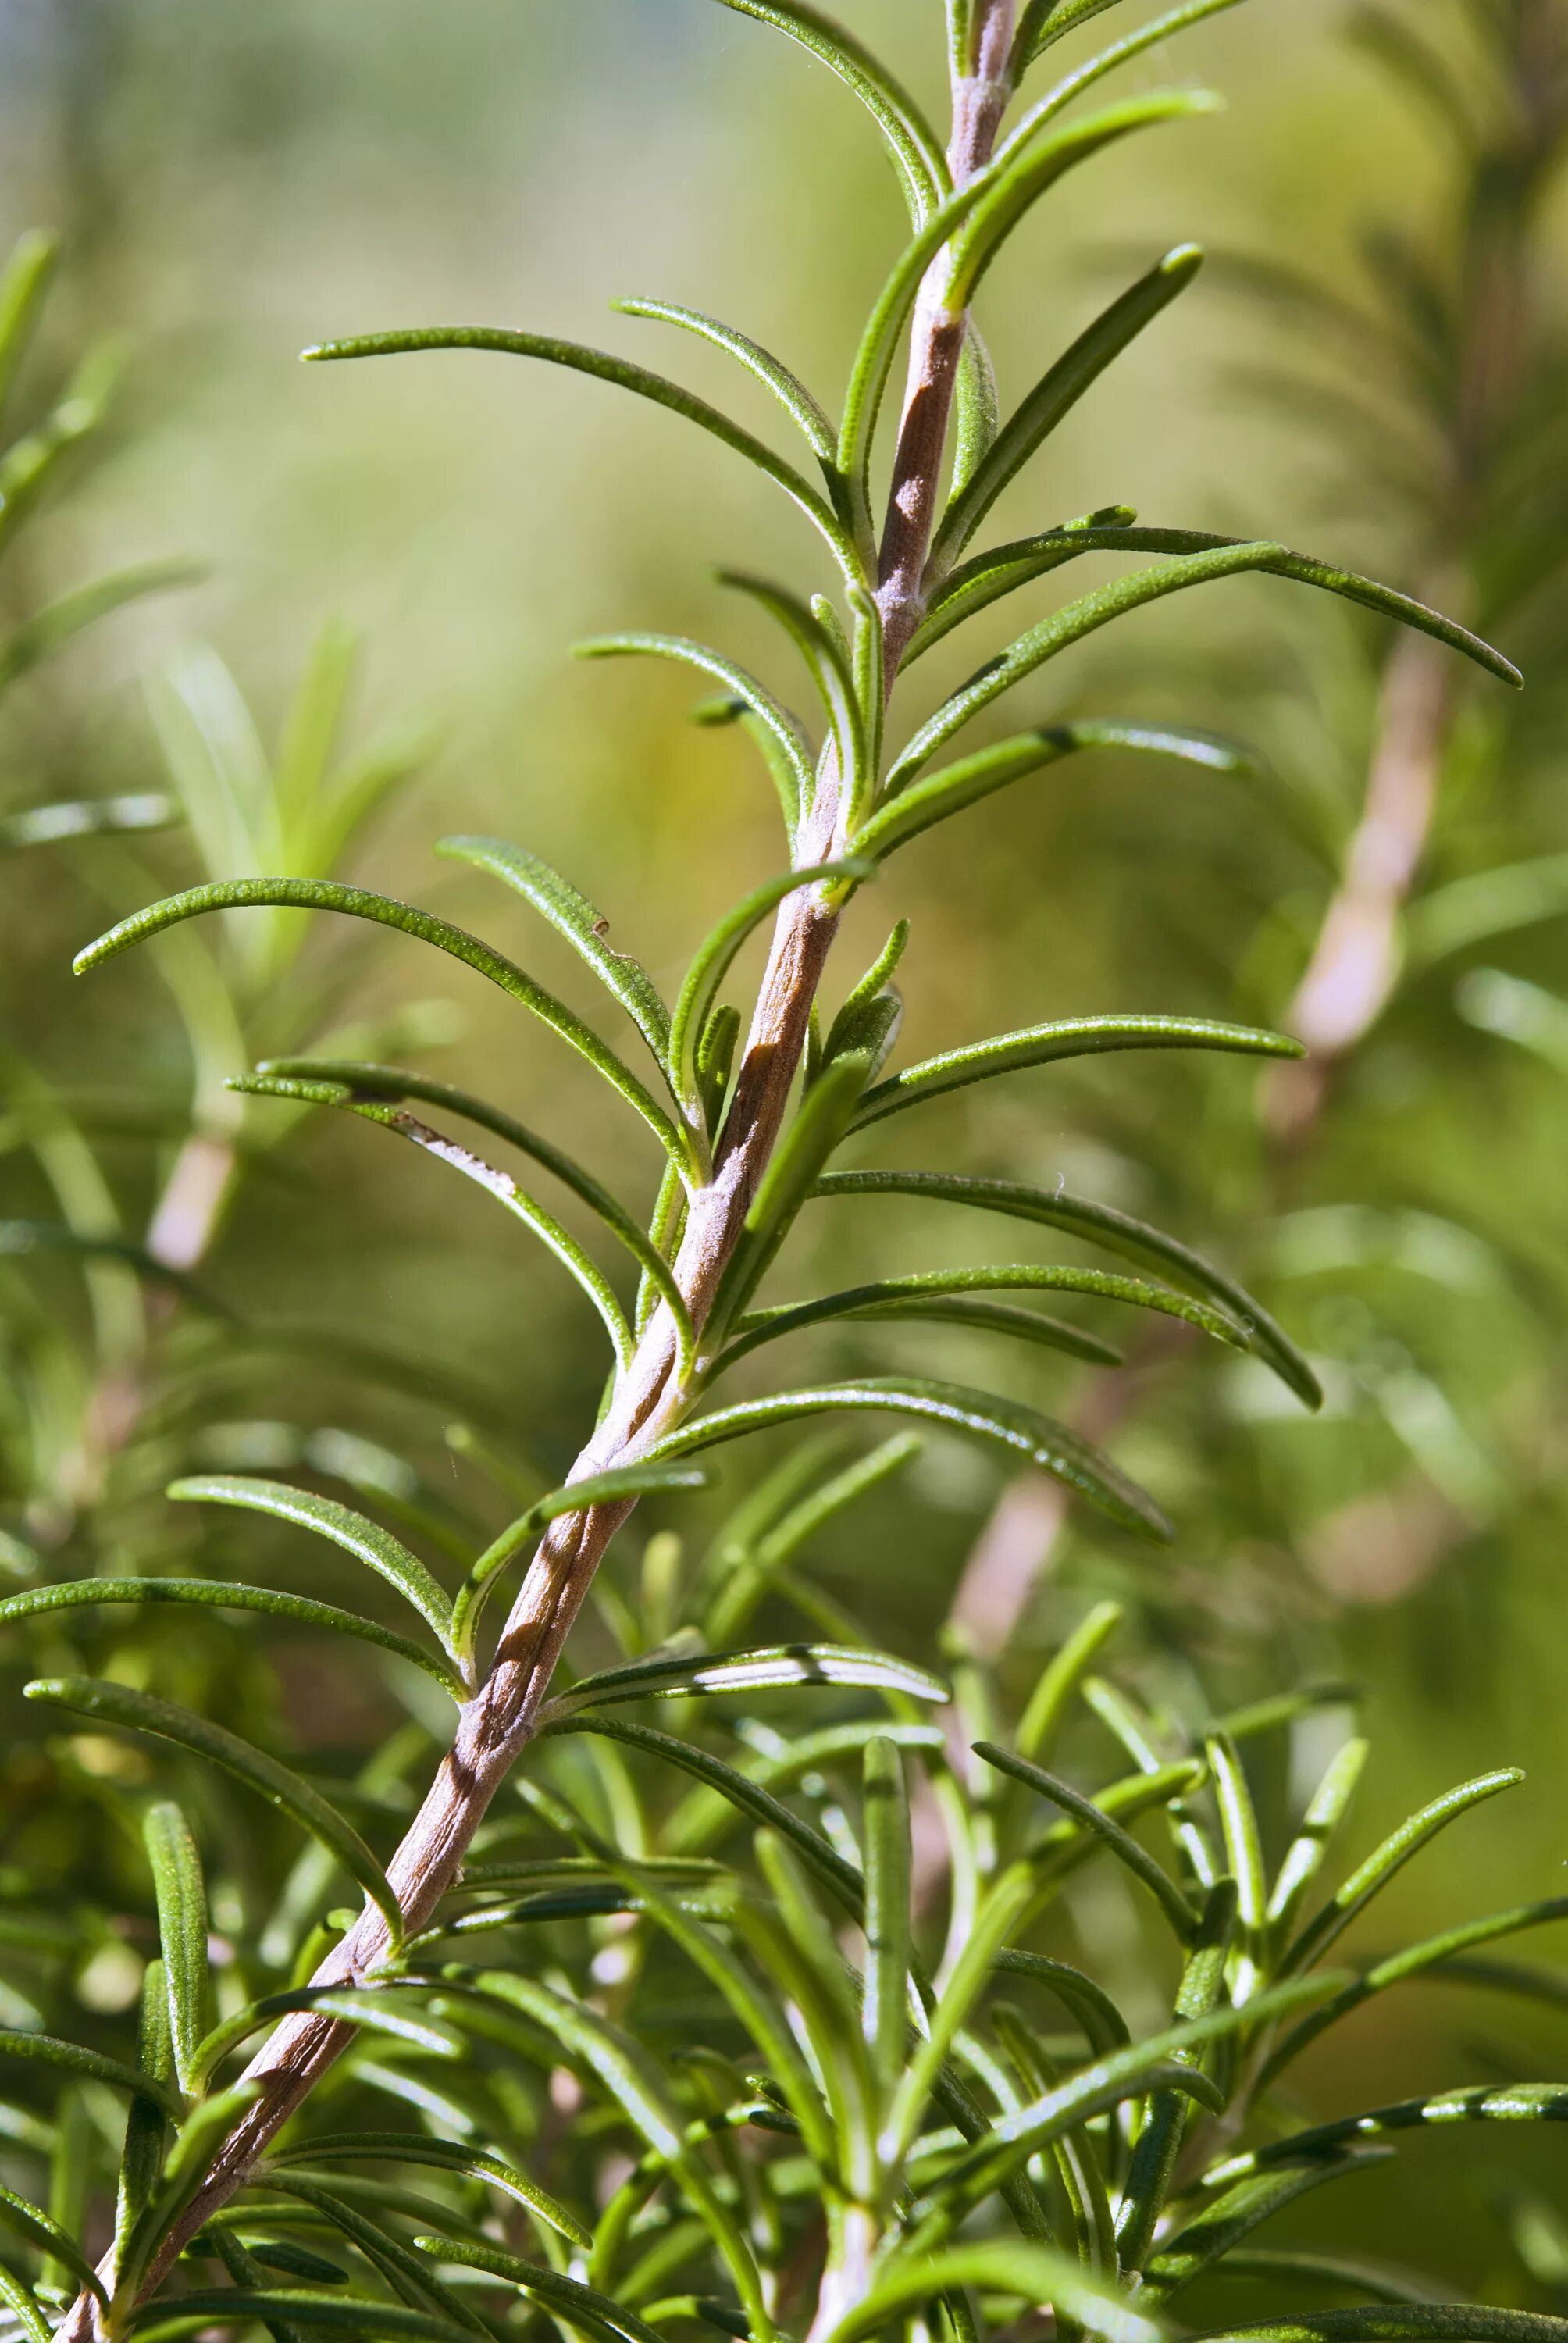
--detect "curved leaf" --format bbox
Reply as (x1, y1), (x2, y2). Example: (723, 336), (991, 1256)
(907, 508), (1139, 663)
(718, 571), (867, 811)
(825, 2240), (1158, 2343)
(251, 1058), (693, 1358)
(975, 1742), (1200, 1938)
(886, 540), (1520, 791)
(717, 1263), (1252, 1375)
(73, 878), (690, 1169)
(854, 719), (1249, 859)
(131, 2294), (481, 2343)
(0, 562), (202, 704)
(412, 2238), (666, 2343)
(435, 836), (670, 1065)
(540, 1639), (948, 1722)
(1146, 2152), (1387, 2304)
(302, 325), (850, 565)
(24, 1677), (404, 1949)
(233, 1085), (639, 1370)
(1185, 2318), (1568, 2343)
(668, 860), (872, 1110)
(990, 1949), (1131, 2054)
(0, 1577), (465, 1698)
(932, 245), (1204, 569)
(1284, 1768), (1524, 1975)
(1005, 0), (1245, 154)
(166, 1475), (454, 1652)
(0, 2028), (179, 2117)
(0, 2264), (54, 2343)
(192, 1986), (461, 2091)
(576, 633), (814, 834)
(614, 295), (837, 460)
(781, 1289), (1126, 1365)
(0, 2183), (108, 2304)
(710, 0), (949, 223)
(646, 1375), (1173, 1542)
(269, 2134), (589, 2249)
(853, 1014), (1302, 1129)
(948, 93), (1221, 308)
(1203, 2086), (1568, 2191)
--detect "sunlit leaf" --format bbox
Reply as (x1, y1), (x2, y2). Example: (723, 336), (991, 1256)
(540, 1640), (946, 1721)
(143, 1803), (209, 2099)
(615, 295), (837, 461)
(268, 2133), (590, 2250)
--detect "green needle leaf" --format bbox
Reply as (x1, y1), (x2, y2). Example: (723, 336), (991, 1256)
(718, 572), (868, 813)
(886, 539), (1520, 790)
(615, 297), (837, 462)
(412, 2238), (668, 2343)
(251, 1058), (693, 1360)
(73, 877), (691, 1171)
(0, 2184), (108, 2306)
(0, 2029), (179, 2118)
(975, 1742), (1200, 1938)
(854, 719), (1249, 859)
(166, 1475), (455, 1652)
(718, 1263), (1252, 1375)
(1284, 1768), (1525, 1975)
(435, 836), (670, 1065)
(192, 1987), (461, 2091)
(1203, 2086), (1568, 2190)
(577, 633), (815, 836)
(24, 1678), (404, 1950)
(268, 2134), (589, 2250)
(1146, 2152), (1386, 2304)
(143, 1802), (209, 2099)
(646, 1375), (1173, 1542)
(709, 0), (950, 223)
(541, 1640), (947, 1722)
(932, 246), (1205, 569)
(131, 2294), (482, 2343)
(0, 1577), (467, 1700)
(819, 2240), (1160, 2343)
(302, 325), (851, 570)
(1185, 2318), (1568, 2343)
(853, 1015), (1302, 1129)
(861, 1737), (913, 2103)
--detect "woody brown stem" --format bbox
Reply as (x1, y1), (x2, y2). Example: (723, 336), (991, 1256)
(61, 12), (1020, 2332)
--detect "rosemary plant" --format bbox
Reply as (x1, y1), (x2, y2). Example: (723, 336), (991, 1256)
(2, 2), (1561, 2339)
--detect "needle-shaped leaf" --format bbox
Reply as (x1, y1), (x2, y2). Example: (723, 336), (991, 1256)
(710, 0), (950, 223)
(920, 1971), (1343, 2227)
(1181, 2315), (1568, 2342)
(542, 1641), (946, 1723)
(192, 1988), (460, 2091)
(0, 229), (56, 417)
(303, 325), (850, 568)
(73, 878), (690, 1169)
(1117, 1878), (1238, 2270)
(412, 2239), (667, 2343)
(235, 1084), (639, 1371)
(24, 1678), (404, 1949)
(1267, 1738), (1368, 1938)
(0, 1578), (467, 1699)
(0, 2029), (180, 2117)
(0, 2264), (54, 2343)
(1146, 2152), (1384, 2304)
(578, 633), (815, 835)
(861, 1737), (912, 2104)
(0, 2184), (108, 2306)
(166, 1475), (454, 1652)
(948, 93), (1221, 308)
(545, 1714), (868, 1919)
(717, 1263), (1253, 1376)
(614, 297), (837, 462)
(253, 1058), (692, 1356)
(1283, 1768), (1524, 1976)
(451, 1464), (711, 1659)
(932, 246), (1204, 569)
(991, 1949), (1131, 2055)
(854, 720), (1249, 860)
(647, 1375), (1172, 1542)
(1016, 1601), (1125, 1764)
(1014, 0), (1157, 66)
(1203, 2086), (1568, 2193)
(668, 861), (872, 1111)
(143, 1803), (209, 2099)
(131, 2293), (482, 2343)
(886, 539), (1519, 791)
(1258, 1899), (1568, 2092)
(0, 790), (177, 849)
(269, 2134), (589, 2250)
(1201, 2251), (1438, 2306)
(906, 508), (1139, 663)
(774, 1290), (1125, 1366)
(707, 1057), (871, 1333)
(0, 562), (203, 704)
(718, 572), (867, 811)
(836, 2243), (1157, 2343)
(435, 836), (670, 1065)
(1005, 0), (1245, 157)
(975, 1742), (1200, 1938)
(853, 1014), (1302, 1129)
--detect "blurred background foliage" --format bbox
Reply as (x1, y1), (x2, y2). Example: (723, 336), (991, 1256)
(2, 0), (1566, 2306)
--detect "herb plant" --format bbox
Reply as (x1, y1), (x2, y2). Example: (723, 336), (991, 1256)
(3, 4), (1563, 2341)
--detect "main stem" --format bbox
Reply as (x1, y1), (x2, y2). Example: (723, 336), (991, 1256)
(65, 12), (1017, 2329)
